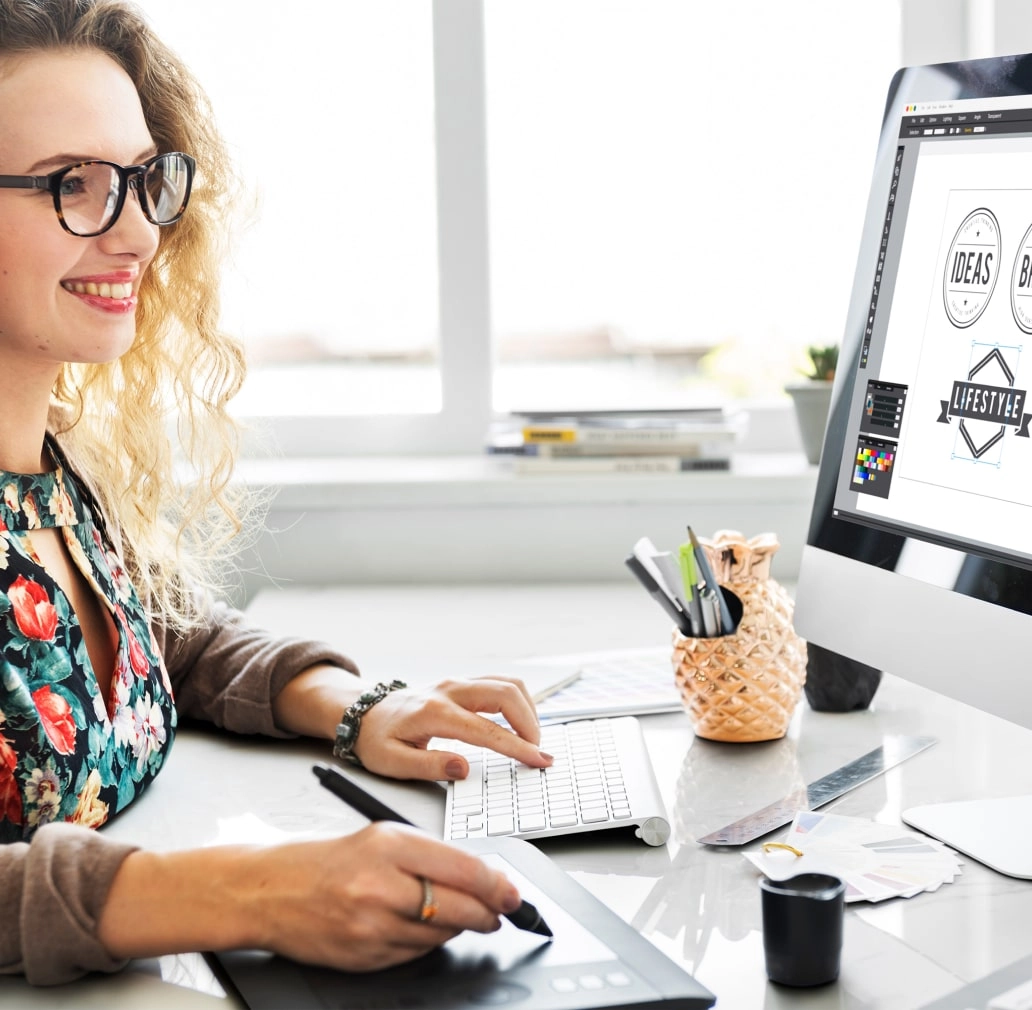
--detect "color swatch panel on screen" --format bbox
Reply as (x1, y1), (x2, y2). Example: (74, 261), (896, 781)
(851, 436), (897, 499)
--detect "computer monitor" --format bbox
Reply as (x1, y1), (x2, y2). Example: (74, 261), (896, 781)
(793, 52), (1032, 879)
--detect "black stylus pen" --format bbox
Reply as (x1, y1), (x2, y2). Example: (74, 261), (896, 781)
(312, 763), (553, 938)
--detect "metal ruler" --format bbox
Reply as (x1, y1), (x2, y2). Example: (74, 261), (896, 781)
(697, 735), (937, 846)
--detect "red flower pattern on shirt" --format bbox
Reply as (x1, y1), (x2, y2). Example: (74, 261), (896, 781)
(31, 685), (77, 755)
(0, 732), (21, 824)
(9, 574), (57, 641)
(116, 604), (151, 677)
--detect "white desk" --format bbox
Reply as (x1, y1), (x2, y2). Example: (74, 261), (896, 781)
(4, 582), (1031, 1009)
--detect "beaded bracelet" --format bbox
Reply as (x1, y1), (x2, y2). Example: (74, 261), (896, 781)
(332, 679), (408, 766)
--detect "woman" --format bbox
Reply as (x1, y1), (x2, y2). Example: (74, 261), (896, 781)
(0, 0), (551, 986)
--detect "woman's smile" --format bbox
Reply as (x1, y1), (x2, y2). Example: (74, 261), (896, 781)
(60, 271), (138, 313)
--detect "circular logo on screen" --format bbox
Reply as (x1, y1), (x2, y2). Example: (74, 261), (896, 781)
(943, 208), (1000, 328)
(1011, 221), (1032, 333)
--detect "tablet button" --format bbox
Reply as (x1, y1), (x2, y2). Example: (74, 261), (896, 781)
(549, 977), (578, 993)
(579, 974), (605, 989)
(467, 981), (531, 1004)
(606, 971), (632, 986)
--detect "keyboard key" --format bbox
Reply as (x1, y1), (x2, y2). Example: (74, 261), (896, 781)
(453, 775), (482, 802)
(549, 812), (579, 827)
(487, 816), (515, 836)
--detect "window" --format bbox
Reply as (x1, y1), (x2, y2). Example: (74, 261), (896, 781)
(139, 1), (448, 454)
(484, 2), (900, 412)
(137, 1), (905, 455)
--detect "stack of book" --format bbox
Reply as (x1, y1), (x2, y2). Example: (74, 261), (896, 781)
(487, 407), (745, 475)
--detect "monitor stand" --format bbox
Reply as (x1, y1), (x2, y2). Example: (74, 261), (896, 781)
(902, 795), (1032, 879)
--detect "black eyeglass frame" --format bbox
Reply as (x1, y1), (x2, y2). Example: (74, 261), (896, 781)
(0, 151), (195, 237)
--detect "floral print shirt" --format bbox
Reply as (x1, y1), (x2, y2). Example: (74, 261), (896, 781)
(0, 455), (176, 842)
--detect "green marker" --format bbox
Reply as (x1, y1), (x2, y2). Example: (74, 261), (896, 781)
(678, 542), (704, 636)
(678, 542), (696, 596)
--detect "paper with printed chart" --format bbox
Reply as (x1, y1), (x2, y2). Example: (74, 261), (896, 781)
(743, 811), (963, 902)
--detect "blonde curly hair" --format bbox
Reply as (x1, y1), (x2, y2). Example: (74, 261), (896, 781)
(0, 0), (248, 631)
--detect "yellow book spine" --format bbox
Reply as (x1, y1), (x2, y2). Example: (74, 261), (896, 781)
(522, 427), (578, 443)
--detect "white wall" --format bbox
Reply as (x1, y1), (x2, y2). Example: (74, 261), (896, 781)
(227, 443), (816, 606)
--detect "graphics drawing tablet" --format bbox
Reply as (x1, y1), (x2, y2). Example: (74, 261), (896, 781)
(210, 835), (715, 1009)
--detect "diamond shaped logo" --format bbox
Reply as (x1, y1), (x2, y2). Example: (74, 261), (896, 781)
(937, 345), (1032, 461)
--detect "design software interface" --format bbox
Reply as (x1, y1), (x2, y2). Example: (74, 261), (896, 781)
(832, 98), (1032, 564)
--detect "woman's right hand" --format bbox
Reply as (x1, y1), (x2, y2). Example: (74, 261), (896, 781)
(98, 823), (523, 972)
(247, 823), (523, 970)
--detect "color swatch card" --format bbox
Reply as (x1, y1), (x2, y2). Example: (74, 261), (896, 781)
(743, 811), (963, 902)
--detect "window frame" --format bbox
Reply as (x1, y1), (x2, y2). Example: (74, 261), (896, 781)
(239, 0), (491, 457)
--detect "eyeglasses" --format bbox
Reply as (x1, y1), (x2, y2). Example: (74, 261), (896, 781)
(0, 152), (195, 237)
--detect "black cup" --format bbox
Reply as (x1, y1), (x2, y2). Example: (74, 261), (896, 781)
(803, 642), (882, 712)
(760, 873), (845, 987)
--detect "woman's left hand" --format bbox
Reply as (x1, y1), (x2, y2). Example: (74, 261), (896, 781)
(355, 677), (552, 780)
(272, 665), (553, 780)
(352, 680), (553, 779)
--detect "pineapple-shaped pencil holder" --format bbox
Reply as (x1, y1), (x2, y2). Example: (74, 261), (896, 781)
(673, 530), (806, 742)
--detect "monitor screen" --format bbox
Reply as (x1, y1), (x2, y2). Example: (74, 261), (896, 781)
(795, 53), (1032, 737)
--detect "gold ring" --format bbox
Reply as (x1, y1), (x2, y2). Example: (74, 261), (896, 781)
(762, 842), (804, 857)
(419, 877), (439, 922)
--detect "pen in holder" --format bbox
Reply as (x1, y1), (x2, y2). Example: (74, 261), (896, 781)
(672, 531), (807, 743)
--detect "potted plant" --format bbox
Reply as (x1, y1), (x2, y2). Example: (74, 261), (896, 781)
(785, 344), (838, 465)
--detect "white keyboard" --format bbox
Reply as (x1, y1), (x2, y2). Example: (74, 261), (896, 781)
(444, 716), (670, 846)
